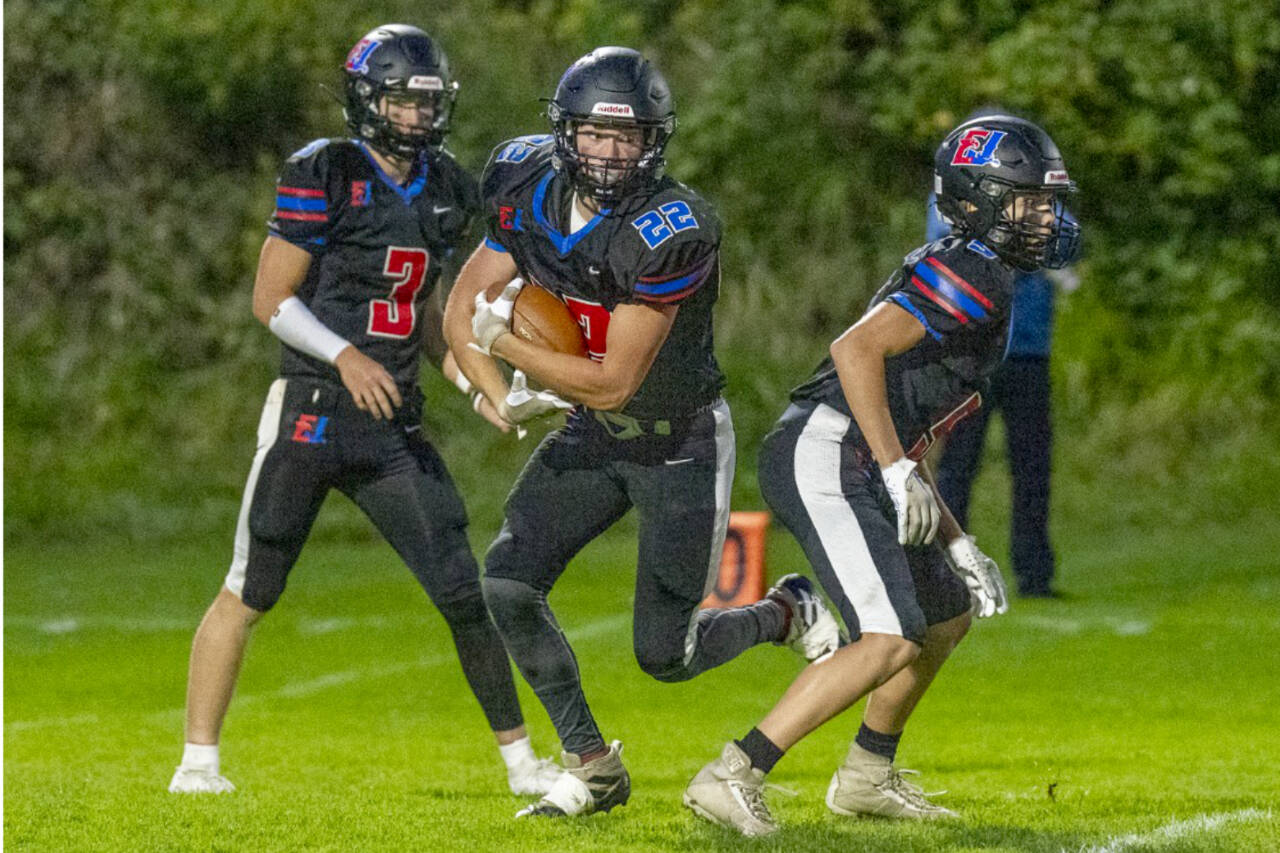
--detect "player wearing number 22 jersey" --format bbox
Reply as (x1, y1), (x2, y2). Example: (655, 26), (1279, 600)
(480, 134), (722, 417)
(446, 47), (840, 820)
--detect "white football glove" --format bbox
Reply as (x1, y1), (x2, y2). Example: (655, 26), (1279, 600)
(880, 457), (941, 546)
(499, 370), (573, 425)
(471, 277), (524, 355)
(945, 534), (1009, 618)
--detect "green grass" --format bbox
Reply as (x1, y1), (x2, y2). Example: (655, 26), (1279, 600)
(6, 505), (1280, 852)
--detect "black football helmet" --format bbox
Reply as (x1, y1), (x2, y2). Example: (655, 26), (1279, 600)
(547, 47), (676, 204)
(343, 24), (458, 159)
(934, 115), (1080, 271)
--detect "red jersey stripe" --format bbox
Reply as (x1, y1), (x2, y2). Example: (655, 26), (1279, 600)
(277, 186), (326, 198)
(924, 257), (993, 311)
(910, 275), (968, 324)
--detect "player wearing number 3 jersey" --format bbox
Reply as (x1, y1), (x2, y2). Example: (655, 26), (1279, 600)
(168, 24), (558, 800)
(444, 46), (841, 820)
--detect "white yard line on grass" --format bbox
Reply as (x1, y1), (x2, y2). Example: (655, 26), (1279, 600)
(5, 613), (631, 732)
(1018, 615), (1151, 636)
(1073, 808), (1274, 853)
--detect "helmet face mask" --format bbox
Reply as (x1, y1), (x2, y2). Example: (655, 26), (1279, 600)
(548, 47), (676, 205)
(344, 24), (458, 160)
(934, 116), (1080, 271)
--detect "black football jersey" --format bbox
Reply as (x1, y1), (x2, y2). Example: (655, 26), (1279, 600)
(480, 135), (724, 419)
(791, 236), (1016, 459)
(266, 138), (479, 394)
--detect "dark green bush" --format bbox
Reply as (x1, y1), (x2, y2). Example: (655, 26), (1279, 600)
(6, 0), (1278, 542)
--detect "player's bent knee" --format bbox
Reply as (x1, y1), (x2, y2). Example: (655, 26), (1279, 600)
(859, 632), (921, 681)
(633, 642), (691, 683)
(482, 575), (540, 629)
(215, 587), (267, 626)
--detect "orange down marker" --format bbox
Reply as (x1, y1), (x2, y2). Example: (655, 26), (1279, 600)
(701, 511), (770, 608)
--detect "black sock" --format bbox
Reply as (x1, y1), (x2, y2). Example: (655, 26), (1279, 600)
(855, 722), (901, 762)
(736, 727), (785, 774)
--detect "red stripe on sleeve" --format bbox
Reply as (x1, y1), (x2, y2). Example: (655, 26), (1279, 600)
(910, 276), (968, 324)
(275, 210), (328, 222)
(277, 187), (326, 198)
(925, 257), (993, 311)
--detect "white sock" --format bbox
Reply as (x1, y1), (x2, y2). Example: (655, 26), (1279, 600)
(498, 736), (536, 770)
(181, 742), (220, 772)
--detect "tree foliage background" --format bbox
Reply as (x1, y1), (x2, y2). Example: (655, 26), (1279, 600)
(6, 0), (1279, 542)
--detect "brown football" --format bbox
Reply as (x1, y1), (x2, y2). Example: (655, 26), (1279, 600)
(508, 284), (588, 357)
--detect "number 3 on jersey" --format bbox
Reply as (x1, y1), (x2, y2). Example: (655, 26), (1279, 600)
(369, 247), (428, 338)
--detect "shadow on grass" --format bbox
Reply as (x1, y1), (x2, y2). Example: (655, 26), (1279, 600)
(666, 817), (1092, 853)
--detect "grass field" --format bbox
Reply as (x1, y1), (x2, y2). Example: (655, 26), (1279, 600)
(5, 501), (1280, 851)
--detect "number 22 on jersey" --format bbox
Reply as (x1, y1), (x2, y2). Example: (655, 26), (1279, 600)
(368, 246), (428, 339)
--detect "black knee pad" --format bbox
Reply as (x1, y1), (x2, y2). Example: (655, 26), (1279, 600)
(633, 637), (691, 683)
(482, 575), (541, 630)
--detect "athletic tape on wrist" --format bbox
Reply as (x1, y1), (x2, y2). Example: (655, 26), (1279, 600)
(269, 296), (350, 365)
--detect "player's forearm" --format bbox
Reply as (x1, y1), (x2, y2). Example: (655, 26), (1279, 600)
(831, 333), (907, 467)
(492, 334), (629, 410)
(446, 326), (511, 408)
(420, 289), (449, 370)
(443, 271), (511, 407)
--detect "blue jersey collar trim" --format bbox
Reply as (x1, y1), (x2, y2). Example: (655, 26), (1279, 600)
(354, 141), (427, 205)
(532, 172), (609, 255)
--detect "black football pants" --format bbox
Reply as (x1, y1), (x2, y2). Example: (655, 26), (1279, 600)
(482, 401), (785, 756)
(758, 402), (971, 645)
(225, 377), (523, 731)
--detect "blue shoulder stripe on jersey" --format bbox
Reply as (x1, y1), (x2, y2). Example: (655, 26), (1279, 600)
(531, 172), (609, 255)
(483, 236), (508, 253)
(912, 261), (989, 321)
(888, 292), (943, 342)
(354, 141), (427, 205)
(275, 195), (327, 212)
(634, 255), (715, 296)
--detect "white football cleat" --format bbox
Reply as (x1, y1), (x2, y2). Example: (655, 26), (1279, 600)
(508, 756), (563, 796)
(168, 766), (236, 794)
(683, 741), (777, 836)
(515, 740), (629, 818)
(825, 743), (956, 820)
(767, 574), (843, 662)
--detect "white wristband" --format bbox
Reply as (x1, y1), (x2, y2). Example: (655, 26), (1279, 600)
(268, 296), (351, 365)
(453, 370), (474, 395)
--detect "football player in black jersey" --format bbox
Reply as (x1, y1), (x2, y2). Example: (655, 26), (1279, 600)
(168, 24), (558, 798)
(683, 117), (1080, 835)
(442, 47), (841, 818)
